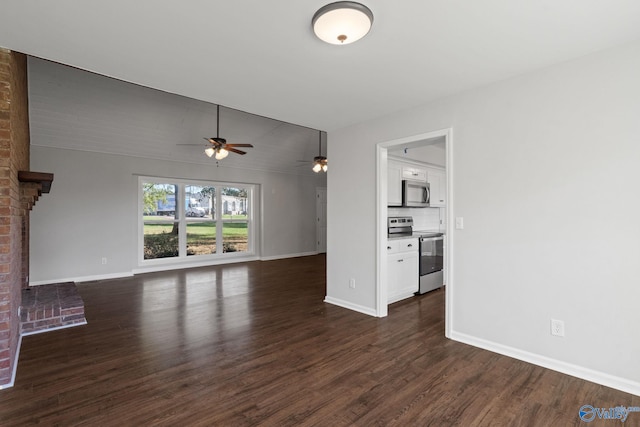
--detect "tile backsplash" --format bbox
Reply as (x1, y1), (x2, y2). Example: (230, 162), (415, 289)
(388, 207), (444, 231)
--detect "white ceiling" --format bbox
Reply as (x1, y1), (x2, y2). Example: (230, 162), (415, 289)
(388, 138), (446, 167)
(2, 1), (640, 132)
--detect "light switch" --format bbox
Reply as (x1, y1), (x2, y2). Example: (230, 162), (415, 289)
(455, 217), (464, 229)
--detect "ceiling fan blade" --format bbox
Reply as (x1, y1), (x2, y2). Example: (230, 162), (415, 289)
(205, 137), (225, 145)
(225, 143), (254, 148)
(226, 147), (247, 155)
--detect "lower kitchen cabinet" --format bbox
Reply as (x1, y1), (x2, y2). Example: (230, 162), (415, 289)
(387, 238), (418, 304)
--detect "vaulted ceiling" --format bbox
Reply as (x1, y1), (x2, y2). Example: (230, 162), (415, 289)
(3, 1), (640, 133)
(27, 57), (325, 175)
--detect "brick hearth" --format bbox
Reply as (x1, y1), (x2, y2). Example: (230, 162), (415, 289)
(19, 283), (86, 335)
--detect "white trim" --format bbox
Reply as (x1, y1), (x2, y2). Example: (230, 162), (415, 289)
(138, 176), (256, 267)
(324, 296), (378, 317)
(450, 331), (640, 397)
(387, 154), (444, 170)
(133, 255), (259, 275)
(21, 319), (87, 336)
(375, 146), (388, 318)
(376, 128), (453, 322)
(259, 251), (318, 261)
(30, 252), (320, 285)
(315, 186), (327, 254)
(0, 335), (21, 390)
(388, 292), (415, 305)
(444, 127), (454, 339)
(29, 271), (134, 286)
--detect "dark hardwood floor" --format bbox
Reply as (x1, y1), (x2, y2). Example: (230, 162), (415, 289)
(1, 255), (637, 426)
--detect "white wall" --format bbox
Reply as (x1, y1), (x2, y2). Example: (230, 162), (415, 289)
(327, 40), (640, 394)
(30, 146), (322, 283)
(388, 207), (442, 232)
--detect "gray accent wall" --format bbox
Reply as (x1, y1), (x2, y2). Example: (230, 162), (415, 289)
(30, 146), (322, 283)
(27, 59), (325, 284)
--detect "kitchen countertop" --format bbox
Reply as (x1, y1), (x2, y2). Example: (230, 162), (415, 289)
(388, 230), (445, 240)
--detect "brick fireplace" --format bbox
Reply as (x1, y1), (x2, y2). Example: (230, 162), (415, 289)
(0, 48), (30, 388)
(0, 49), (85, 389)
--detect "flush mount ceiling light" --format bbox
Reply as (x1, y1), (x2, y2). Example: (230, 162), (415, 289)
(312, 1), (373, 45)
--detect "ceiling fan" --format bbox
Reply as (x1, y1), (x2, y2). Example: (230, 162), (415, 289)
(180, 105), (253, 160)
(299, 131), (327, 173)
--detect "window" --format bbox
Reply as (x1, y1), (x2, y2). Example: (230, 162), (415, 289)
(140, 178), (254, 263)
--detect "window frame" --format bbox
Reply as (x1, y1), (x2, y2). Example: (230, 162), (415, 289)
(138, 176), (255, 266)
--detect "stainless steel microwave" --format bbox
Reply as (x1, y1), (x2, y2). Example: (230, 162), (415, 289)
(402, 180), (430, 207)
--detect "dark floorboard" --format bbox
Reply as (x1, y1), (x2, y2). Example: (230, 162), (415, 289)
(0, 255), (637, 426)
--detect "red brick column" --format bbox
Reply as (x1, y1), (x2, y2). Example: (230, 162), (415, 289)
(0, 48), (30, 387)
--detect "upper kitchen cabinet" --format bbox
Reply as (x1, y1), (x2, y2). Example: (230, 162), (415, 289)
(401, 165), (427, 182)
(388, 159), (403, 207)
(427, 167), (446, 207)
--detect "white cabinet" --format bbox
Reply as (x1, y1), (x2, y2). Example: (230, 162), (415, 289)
(387, 160), (403, 207)
(388, 158), (442, 207)
(387, 238), (418, 304)
(402, 165), (427, 182)
(427, 167), (446, 207)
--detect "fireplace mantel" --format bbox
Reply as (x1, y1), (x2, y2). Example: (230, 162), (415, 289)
(18, 171), (54, 194)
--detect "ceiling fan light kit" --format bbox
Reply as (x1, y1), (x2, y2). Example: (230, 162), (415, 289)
(215, 148), (229, 160)
(312, 131), (328, 173)
(312, 157), (328, 173)
(312, 1), (373, 45)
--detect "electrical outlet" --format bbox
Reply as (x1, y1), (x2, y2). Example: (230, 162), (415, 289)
(349, 278), (356, 289)
(101, 257), (108, 265)
(551, 319), (565, 337)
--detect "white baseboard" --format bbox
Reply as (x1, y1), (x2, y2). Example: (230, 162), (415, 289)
(450, 331), (640, 397)
(29, 272), (133, 286)
(324, 296), (378, 317)
(260, 251), (318, 261)
(0, 320), (88, 390)
(21, 319), (88, 337)
(388, 291), (415, 305)
(0, 335), (21, 390)
(29, 252), (321, 285)
(133, 255), (259, 275)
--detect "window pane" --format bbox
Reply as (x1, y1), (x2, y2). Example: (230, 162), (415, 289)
(187, 221), (216, 256)
(143, 183), (178, 221)
(221, 187), (248, 219)
(185, 185), (215, 220)
(223, 222), (248, 253)
(143, 223), (179, 259)
(140, 180), (252, 263)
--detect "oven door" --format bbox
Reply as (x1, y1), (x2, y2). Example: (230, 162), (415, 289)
(419, 236), (443, 275)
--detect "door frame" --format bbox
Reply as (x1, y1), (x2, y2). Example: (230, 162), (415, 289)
(316, 187), (327, 253)
(375, 127), (453, 338)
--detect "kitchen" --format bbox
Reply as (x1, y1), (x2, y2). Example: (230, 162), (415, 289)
(385, 137), (447, 305)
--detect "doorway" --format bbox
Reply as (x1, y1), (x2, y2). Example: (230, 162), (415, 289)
(376, 128), (453, 338)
